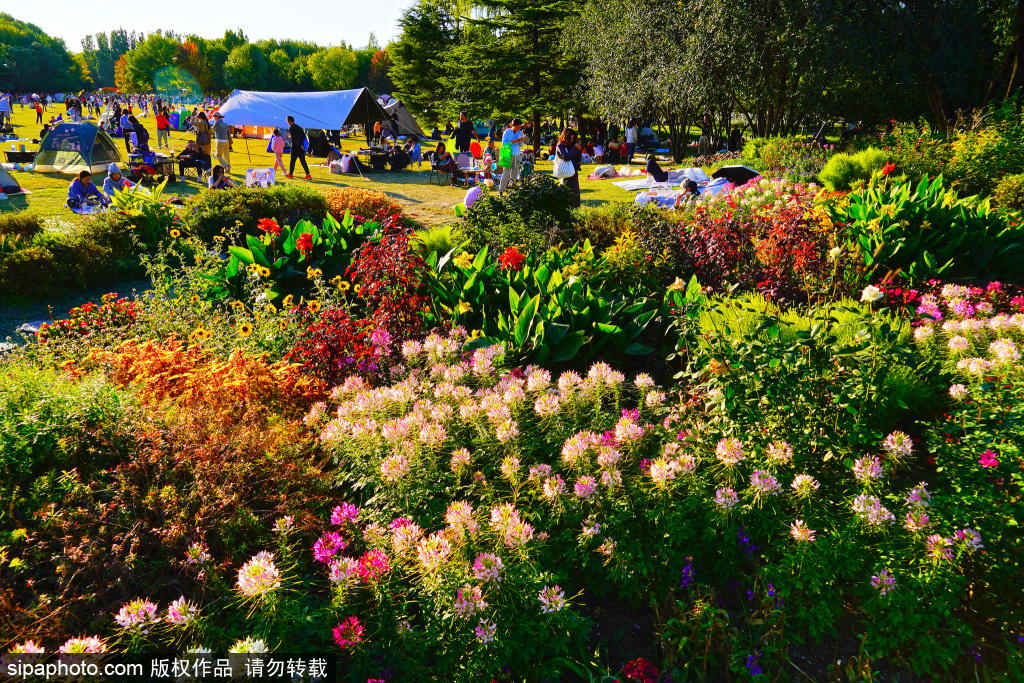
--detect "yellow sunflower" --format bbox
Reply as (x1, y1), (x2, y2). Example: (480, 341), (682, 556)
(190, 326), (208, 341)
(354, 284), (362, 293)
(283, 294), (294, 308)
(189, 294), (200, 304)
(307, 300), (322, 314)
(170, 229), (181, 238)
(330, 275), (342, 285)
(279, 320), (289, 331)
(306, 266), (323, 279)
(258, 266), (271, 277)
(214, 235), (226, 243)
(339, 281), (351, 291)
(230, 300), (244, 310)
(237, 322), (254, 337)
(265, 303), (277, 313)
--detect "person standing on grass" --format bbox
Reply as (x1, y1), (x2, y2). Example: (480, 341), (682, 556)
(454, 112), (480, 154)
(625, 120), (639, 162)
(35, 101), (43, 125)
(193, 111), (212, 156)
(499, 118), (527, 196)
(271, 128), (286, 174)
(155, 108), (171, 149)
(555, 128), (583, 209)
(211, 111), (231, 172)
(285, 115), (311, 180)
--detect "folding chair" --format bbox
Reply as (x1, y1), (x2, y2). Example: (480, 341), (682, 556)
(427, 153), (450, 185)
(455, 153), (476, 186)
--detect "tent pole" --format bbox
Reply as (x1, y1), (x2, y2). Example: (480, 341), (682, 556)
(245, 135), (252, 164)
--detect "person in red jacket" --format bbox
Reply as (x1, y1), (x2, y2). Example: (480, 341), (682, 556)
(155, 108), (171, 149)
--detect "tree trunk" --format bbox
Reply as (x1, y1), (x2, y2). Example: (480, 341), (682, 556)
(927, 89), (955, 133)
(986, 0), (1024, 104)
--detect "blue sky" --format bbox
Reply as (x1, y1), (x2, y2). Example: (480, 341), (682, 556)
(16, 0), (408, 52)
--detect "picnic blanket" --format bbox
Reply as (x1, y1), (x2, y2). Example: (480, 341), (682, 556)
(611, 178), (659, 191)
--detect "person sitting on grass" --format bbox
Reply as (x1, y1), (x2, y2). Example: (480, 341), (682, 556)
(645, 154), (669, 183)
(208, 165), (235, 190)
(102, 163), (133, 199)
(67, 170), (109, 208)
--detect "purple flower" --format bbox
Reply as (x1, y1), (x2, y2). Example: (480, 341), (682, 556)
(679, 557), (694, 589)
(313, 532), (346, 563)
(331, 503), (360, 525)
(746, 651), (762, 676)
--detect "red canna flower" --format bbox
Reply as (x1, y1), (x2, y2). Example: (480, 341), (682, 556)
(257, 217), (281, 236)
(498, 246), (526, 272)
(881, 162), (896, 176)
(296, 232), (314, 257)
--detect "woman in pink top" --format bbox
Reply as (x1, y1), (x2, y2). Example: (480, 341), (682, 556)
(271, 128), (286, 174)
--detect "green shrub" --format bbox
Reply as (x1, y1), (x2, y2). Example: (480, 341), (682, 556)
(0, 212), (43, 239)
(993, 172), (1024, 210)
(459, 174), (576, 252)
(574, 202), (633, 250)
(180, 185), (330, 243)
(414, 224), (459, 259)
(0, 362), (134, 519)
(819, 147), (890, 191)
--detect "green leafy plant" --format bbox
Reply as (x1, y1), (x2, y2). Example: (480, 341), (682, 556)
(423, 243), (662, 366)
(180, 184), (331, 243)
(828, 173), (1024, 280)
(109, 180), (178, 250)
(992, 172), (1024, 210)
(459, 174), (577, 253)
(205, 211), (381, 306)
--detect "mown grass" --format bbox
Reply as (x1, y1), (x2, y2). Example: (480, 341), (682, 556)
(2, 106), (640, 227)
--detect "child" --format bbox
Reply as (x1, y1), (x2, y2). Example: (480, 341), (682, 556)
(271, 128), (286, 174)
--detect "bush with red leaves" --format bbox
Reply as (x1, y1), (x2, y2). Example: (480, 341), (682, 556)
(285, 307), (379, 386)
(347, 213), (430, 342)
(679, 199), (846, 304)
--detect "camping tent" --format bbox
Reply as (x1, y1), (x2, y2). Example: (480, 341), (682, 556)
(34, 122), (122, 174)
(380, 97), (425, 139)
(0, 166), (22, 194)
(216, 88), (391, 131)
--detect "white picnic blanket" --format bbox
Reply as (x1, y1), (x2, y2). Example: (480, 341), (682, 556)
(612, 178), (657, 191)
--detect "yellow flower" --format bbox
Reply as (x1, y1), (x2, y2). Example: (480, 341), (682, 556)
(469, 329), (483, 340)
(258, 266), (271, 278)
(354, 284), (362, 293)
(170, 229), (181, 238)
(330, 275), (343, 285)
(189, 294), (200, 304)
(237, 322), (254, 337)
(453, 251), (474, 269)
(456, 300), (472, 315)
(339, 281), (351, 291)
(307, 300), (322, 314)
(306, 267), (323, 279)
(128, 224), (138, 231)
(220, 228), (228, 234)
(235, 220), (244, 227)
(214, 235), (226, 243)
(230, 300), (244, 310)
(279, 320), (289, 331)
(667, 277), (687, 292)
(254, 312), (262, 322)
(283, 294), (294, 308)
(265, 304), (277, 313)
(922, 220), (932, 230)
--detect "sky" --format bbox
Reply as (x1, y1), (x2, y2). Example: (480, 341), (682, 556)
(12, 0), (409, 52)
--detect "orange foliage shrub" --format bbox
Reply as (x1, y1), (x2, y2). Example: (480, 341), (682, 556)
(321, 187), (403, 221)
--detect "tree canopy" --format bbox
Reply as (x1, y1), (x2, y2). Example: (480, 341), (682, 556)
(0, 13), (90, 92)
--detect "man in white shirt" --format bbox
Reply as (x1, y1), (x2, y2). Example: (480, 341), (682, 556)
(625, 120), (638, 162)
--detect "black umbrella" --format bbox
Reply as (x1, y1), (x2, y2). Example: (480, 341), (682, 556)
(711, 165), (760, 185)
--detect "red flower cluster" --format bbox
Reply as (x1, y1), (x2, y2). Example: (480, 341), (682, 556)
(257, 217), (281, 236)
(881, 161), (896, 176)
(285, 307), (377, 386)
(296, 232), (314, 257)
(621, 657), (658, 683)
(37, 293), (138, 343)
(498, 246), (526, 271)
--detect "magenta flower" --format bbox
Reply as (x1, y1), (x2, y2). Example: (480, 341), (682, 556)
(979, 449), (1000, 468)
(538, 585), (568, 614)
(870, 569), (896, 596)
(331, 503), (360, 525)
(332, 616), (364, 650)
(357, 549), (390, 582)
(313, 532), (346, 564)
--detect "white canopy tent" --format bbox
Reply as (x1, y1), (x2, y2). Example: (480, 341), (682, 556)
(216, 88), (390, 131)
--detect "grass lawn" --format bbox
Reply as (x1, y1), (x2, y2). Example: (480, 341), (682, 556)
(2, 106), (639, 228)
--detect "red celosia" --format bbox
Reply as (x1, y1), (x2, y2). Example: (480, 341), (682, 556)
(296, 232), (314, 257)
(257, 218), (281, 236)
(498, 246), (526, 271)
